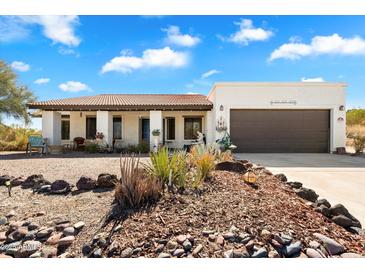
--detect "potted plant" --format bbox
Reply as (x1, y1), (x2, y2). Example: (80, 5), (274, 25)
(151, 129), (161, 153)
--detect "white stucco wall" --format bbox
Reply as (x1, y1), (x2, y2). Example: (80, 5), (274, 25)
(42, 111), (61, 145)
(208, 82), (347, 152)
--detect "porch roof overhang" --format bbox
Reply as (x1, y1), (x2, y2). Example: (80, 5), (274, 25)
(27, 94), (213, 111)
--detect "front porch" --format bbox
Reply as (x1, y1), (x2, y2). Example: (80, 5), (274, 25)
(42, 110), (214, 150)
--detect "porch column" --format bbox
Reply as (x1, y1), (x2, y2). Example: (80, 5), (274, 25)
(42, 111), (61, 145)
(149, 110), (162, 151)
(96, 111), (113, 146)
(205, 110), (214, 144)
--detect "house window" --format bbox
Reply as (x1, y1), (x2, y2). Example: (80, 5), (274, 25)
(86, 117), (96, 139)
(61, 115), (70, 140)
(184, 117), (202, 140)
(166, 117), (175, 140)
(113, 117), (122, 139)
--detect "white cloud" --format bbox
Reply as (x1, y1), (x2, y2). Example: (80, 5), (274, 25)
(34, 78), (50, 84)
(269, 33), (365, 61)
(226, 19), (273, 45)
(201, 69), (221, 79)
(163, 25), (200, 47)
(58, 47), (79, 57)
(101, 47), (189, 74)
(0, 16), (80, 47)
(58, 81), (90, 92)
(11, 61), (30, 72)
(301, 77), (325, 82)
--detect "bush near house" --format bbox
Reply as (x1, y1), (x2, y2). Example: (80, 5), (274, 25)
(346, 109), (365, 153)
(0, 123), (40, 151)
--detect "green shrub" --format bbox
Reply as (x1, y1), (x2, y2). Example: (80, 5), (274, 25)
(347, 126), (365, 153)
(85, 142), (98, 153)
(347, 109), (365, 126)
(189, 145), (216, 188)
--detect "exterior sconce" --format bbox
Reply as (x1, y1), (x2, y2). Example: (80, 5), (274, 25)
(339, 105), (345, 111)
(337, 117), (344, 122)
(220, 105), (224, 111)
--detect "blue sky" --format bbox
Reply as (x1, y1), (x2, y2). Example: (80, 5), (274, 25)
(1, 15), (365, 128)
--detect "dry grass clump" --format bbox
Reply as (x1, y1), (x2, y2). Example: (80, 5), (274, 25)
(189, 145), (216, 188)
(115, 154), (161, 209)
(347, 125), (365, 153)
(0, 123), (39, 151)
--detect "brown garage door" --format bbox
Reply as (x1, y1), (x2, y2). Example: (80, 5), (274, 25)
(230, 109), (330, 153)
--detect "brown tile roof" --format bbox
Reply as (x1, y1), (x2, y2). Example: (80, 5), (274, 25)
(27, 94), (213, 111)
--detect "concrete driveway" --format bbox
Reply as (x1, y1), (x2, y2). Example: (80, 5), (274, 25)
(235, 153), (365, 226)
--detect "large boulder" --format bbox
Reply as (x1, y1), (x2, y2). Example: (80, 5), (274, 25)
(50, 180), (72, 194)
(22, 174), (50, 190)
(314, 198), (331, 209)
(313, 233), (345, 255)
(215, 161), (247, 173)
(294, 187), (319, 202)
(274, 173), (287, 182)
(97, 173), (118, 188)
(10, 177), (25, 187)
(314, 204), (331, 218)
(76, 176), (97, 190)
(329, 204), (361, 227)
(332, 215), (353, 228)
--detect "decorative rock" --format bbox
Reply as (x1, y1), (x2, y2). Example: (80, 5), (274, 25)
(332, 214), (353, 228)
(56, 223), (71, 231)
(58, 236), (75, 246)
(82, 243), (92, 256)
(6, 210), (16, 218)
(0, 231), (6, 241)
(287, 181), (302, 189)
(340, 253), (363, 258)
(284, 241), (302, 257)
(270, 239), (283, 249)
(42, 246), (58, 258)
(186, 234), (194, 243)
(275, 233), (292, 245)
(215, 161), (247, 173)
(329, 204), (360, 224)
(347, 227), (364, 235)
(36, 228), (53, 238)
(208, 234), (216, 241)
(35, 211), (45, 217)
(76, 176), (97, 190)
(29, 252), (42, 258)
(192, 244), (203, 255)
(306, 248), (324, 258)
(120, 247), (133, 258)
(245, 240), (255, 250)
(10, 177), (24, 187)
(216, 235), (225, 246)
(173, 248), (185, 257)
(96, 173), (118, 188)
(113, 224), (122, 232)
(28, 223), (39, 231)
(16, 240), (42, 257)
(24, 231), (36, 241)
(309, 240), (321, 249)
(54, 217), (70, 225)
(22, 174), (50, 191)
(224, 249), (234, 258)
(37, 185), (51, 193)
(158, 252), (171, 258)
(46, 233), (62, 245)
(229, 225), (240, 233)
(0, 254), (12, 258)
(260, 229), (271, 237)
(182, 239), (192, 251)
(176, 234), (187, 244)
(268, 250), (280, 258)
(93, 248), (102, 258)
(156, 238), (168, 244)
(74, 221), (85, 230)
(222, 232), (235, 241)
(132, 247), (142, 255)
(239, 234), (252, 244)
(314, 198), (331, 208)
(155, 244), (164, 253)
(294, 187), (319, 202)
(202, 229), (215, 236)
(251, 247), (268, 258)
(63, 226), (75, 236)
(12, 226), (28, 240)
(50, 180), (72, 194)
(0, 175), (13, 185)
(1, 241), (22, 255)
(315, 205), (331, 217)
(274, 173), (287, 182)
(0, 217), (8, 226)
(313, 233), (345, 255)
(166, 240), (178, 252)
(97, 238), (107, 248)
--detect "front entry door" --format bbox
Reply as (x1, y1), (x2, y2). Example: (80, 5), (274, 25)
(141, 118), (150, 144)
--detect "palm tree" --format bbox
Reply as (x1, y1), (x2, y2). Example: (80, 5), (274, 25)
(0, 60), (35, 124)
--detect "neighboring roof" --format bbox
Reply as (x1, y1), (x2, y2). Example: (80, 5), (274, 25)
(27, 94), (213, 111)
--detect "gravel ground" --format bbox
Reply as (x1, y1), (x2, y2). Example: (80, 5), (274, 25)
(0, 151), (149, 183)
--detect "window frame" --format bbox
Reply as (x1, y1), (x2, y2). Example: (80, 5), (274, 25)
(85, 116), (97, 140)
(112, 116), (122, 140)
(165, 117), (176, 141)
(184, 116), (203, 140)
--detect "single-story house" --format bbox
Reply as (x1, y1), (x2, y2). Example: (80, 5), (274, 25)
(27, 82), (347, 153)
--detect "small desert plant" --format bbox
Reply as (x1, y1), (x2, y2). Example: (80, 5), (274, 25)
(347, 126), (365, 153)
(115, 154), (161, 209)
(190, 145), (215, 187)
(170, 150), (188, 191)
(85, 142), (99, 153)
(0, 123), (40, 151)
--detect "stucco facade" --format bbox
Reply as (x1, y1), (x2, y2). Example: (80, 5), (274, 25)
(36, 82), (347, 152)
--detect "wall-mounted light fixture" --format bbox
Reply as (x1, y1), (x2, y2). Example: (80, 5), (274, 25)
(337, 117), (344, 122)
(220, 105), (224, 111)
(339, 105), (345, 111)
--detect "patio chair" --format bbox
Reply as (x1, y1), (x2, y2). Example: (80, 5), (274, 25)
(73, 137), (86, 150)
(26, 135), (48, 155)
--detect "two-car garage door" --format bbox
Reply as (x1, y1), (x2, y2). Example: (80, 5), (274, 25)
(230, 109), (330, 153)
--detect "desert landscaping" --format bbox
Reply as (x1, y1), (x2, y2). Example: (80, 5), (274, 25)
(0, 147), (364, 258)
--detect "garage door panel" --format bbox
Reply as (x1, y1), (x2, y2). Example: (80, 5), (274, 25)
(230, 110), (330, 153)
